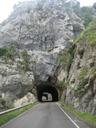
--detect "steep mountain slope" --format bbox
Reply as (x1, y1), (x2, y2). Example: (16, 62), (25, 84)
(0, 0), (84, 110)
(58, 19), (96, 115)
(0, 0), (95, 117)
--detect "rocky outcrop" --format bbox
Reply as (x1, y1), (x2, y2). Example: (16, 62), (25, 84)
(0, 0), (84, 110)
(65, 44), (96, 115)
(0, 0), (84, 82)
(0, 54), (34, 110)
(0, 63), (34, 97)
(59, 19), (96, 115)
(14, 92), (36, 107)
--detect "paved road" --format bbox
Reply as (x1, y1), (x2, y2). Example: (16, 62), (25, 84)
(0, 103), (89, 128)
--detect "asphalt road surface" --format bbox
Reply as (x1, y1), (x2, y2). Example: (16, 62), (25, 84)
(1, 103), (90, 128)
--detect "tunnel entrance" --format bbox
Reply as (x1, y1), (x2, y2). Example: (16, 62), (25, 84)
(36, 85), (58, 102)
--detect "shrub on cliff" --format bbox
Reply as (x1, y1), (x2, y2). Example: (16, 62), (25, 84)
(17, 50), (31, 72)
(0, 44), (17, 61)
(75, 18), (96, 46)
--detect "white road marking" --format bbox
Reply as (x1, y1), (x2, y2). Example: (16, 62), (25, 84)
(0, 103), (39, 128)
(57, 104), (80, 128)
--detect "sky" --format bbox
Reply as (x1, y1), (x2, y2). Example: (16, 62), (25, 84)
(0, 0), (96, 23)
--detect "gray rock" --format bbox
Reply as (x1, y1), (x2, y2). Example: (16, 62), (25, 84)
(61, 38), (96, 115)
(0, 0), (84, 110)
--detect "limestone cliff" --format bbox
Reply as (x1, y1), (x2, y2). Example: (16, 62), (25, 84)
(0, 0), (84, 110)
(58, 19), (96, 115)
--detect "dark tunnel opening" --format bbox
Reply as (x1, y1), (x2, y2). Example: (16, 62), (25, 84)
(36, 85), (58, 102)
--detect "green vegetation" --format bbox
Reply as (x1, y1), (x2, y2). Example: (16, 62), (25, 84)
(75, 19), (96, 46)
(59, 80), (65, 88)
(0, 97), (13, 110)
(73, 79), (88, 96)
(90, 67), (96, 74)
(17, 50), (31, 72)
(0, 44), (17, 61)
(58, 80), (65, 92)
(59, 51), (71, 69)
(47, 47), (54, 52)
(78, 67), (88, 80)
(60, 102), (96, 128)
(58, 45), (75, 95)
(58, 80), (66, 97)
(21, 50), (29, 61)
(0, 48), (8, 57)
(73, 67), (89, 95)
(65, 1), (94, 27)
(80, 7), (94, 27)
(0, 102), (37, 126)
(59, 45), (75, 73)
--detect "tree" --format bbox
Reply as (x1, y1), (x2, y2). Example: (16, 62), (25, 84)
(80, 7), (94, 27)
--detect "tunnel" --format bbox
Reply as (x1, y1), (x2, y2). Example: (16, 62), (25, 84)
(36, 85), (58, 102)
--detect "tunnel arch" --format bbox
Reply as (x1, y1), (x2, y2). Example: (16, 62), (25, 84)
(36, 85), (58, 102)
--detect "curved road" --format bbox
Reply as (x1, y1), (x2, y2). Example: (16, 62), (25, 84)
(1, 103), (90, 128)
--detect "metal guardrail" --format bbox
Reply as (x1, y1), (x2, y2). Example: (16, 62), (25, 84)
(0, 102), (35, 116)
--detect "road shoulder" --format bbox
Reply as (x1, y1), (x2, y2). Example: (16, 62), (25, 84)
(57, 103), (91, 128)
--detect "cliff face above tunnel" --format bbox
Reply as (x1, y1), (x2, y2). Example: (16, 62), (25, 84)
(0, 0), (84, 82)
(0, 0), (84, 110)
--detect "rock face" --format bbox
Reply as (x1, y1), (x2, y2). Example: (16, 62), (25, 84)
(0, 0), (84, 110)
(58, 19), (96, 115)
(0, 0), (83, 49)
(0, 63), (34, 97)
(14, 92), (36, 107)
(0, 0), (83, 81)
(65, 44), (96, 115)
(0, 57), (34, 110)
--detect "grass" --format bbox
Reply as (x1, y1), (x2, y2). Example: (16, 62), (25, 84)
(60, 101), (96, 128)
(0, 102), (37, 126)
